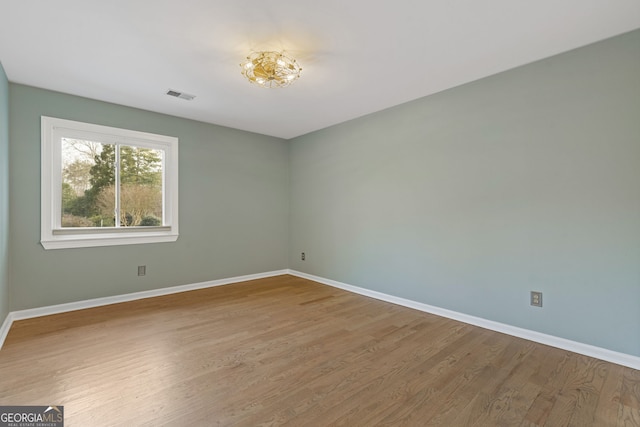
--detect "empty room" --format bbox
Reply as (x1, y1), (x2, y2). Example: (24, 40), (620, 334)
(0, 1), (639, 426)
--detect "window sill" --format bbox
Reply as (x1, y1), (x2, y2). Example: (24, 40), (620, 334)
(41, 231), (178, 250)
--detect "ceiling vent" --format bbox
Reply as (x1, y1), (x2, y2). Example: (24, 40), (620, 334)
(166, 89), (196, 101)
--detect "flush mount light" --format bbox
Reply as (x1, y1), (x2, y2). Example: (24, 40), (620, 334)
(240, 51), (302, 88)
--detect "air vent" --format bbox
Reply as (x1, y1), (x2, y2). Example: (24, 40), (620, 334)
(166, 89), (196, 101)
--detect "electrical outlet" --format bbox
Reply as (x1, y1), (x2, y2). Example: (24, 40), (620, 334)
(530, 291), (542, 307)
(138, 265), (146, 276)
(301, 252), (305, 261)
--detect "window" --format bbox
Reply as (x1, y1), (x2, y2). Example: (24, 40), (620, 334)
(41, 116), (178, 249)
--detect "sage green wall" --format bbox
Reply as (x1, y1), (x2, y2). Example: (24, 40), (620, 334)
(0, 63), (9, 322)
(9, 85), (289, 310)
(289, 30), (640, 356)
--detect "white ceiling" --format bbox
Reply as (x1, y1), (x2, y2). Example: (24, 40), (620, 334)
(1, 1), (639, 139)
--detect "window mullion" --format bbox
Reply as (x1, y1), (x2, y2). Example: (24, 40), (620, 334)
(114, 143), (121, 228)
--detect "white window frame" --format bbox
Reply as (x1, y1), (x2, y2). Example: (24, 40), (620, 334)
(41, 116), (179, 249)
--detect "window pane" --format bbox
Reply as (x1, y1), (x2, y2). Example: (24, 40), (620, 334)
(61, 138), (115, 227)
(119, 145), (163, 226)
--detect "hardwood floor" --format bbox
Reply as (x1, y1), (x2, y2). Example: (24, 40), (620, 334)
(0, 275), (638, 426)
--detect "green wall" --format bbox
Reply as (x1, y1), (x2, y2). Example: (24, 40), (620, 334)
(9, 85), (289, 310)
(289, 30), (640, 356)
(0, 63), (8, 323)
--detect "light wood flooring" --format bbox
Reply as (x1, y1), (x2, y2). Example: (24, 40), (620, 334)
(0, 275), (638, 426)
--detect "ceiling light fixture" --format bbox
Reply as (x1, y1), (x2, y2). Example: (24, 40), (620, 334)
(240, 51), (302, 88)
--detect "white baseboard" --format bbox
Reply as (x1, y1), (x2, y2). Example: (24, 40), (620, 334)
(0, 269), (288, 349)
(3, 268), (638, 370)
(288, 270), (640, 370)
(0, 311), (13, 349)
